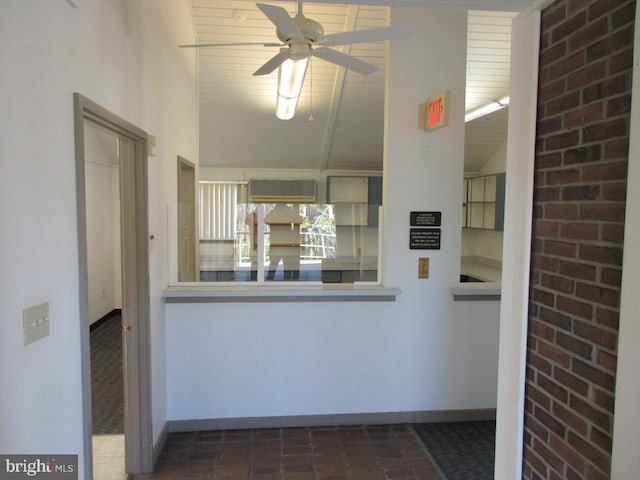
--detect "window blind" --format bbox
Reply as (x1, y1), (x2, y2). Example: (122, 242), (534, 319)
(199, 182), (238, 240)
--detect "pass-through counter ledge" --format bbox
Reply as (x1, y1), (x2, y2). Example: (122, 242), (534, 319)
(164, 285), (401, 303)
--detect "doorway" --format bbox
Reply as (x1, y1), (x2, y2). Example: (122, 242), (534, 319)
(74, 94), (153, 479)
(177, 156), (197, 281)
(84, 120), (125, 479)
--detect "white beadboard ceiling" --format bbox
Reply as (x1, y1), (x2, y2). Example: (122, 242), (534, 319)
(464, 9), (516, 174)
(189, 1), (521, 173)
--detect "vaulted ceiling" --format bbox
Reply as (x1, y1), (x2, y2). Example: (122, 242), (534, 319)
(186, 1), (523, 173)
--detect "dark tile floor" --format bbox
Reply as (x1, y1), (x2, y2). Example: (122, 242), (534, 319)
(137, 424), (444, 480)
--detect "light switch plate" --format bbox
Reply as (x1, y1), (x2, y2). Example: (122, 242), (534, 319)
(23, 302), (50, 346)
(419, 258), (430, 279)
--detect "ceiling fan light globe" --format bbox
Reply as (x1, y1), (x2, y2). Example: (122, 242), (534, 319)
(277, 57), (308, 98)
(276, 96), (298, 120)
(275, 56), (308, 120)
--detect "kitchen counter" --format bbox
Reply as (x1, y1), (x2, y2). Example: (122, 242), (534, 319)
(453, 257), (502, 301)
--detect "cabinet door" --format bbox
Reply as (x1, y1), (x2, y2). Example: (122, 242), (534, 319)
(462, 178), (469, 226)
(327, 176), (382, 227)
(334, 204), (368, 226)
(327, 176), (369, 203)
(464, 173), (505, 230)
(470, 177), (485, 202)
(484, 175), (497, 202)
(367, 176), (382, 227)
(469, 202), (485, 228)
(495, 172), (506, 231)
(483, 203), (496, 229)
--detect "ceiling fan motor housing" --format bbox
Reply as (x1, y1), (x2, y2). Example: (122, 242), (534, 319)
(276, 13), (324, 44)
(288, 42), (311, 60)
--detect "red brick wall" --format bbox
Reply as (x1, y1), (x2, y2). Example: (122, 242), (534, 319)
(523, 0), (635, 478)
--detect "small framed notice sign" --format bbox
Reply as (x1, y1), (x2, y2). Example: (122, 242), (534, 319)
(409, 228), (441, 250)
(410, 211), (442, 227)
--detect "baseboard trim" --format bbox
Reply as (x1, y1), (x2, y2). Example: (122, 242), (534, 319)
(152, 422), (170, 469)
(167, 409), (496, 433)
(90, 308), (122, 330)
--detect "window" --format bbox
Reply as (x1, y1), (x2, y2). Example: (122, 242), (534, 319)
(196, 182), (381, 284)
(198, 182), (248, 281)
(199, 182), (244, 240)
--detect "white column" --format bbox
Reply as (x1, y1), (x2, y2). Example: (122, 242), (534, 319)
(494, 7), (541, 480)
(610, 3), (640, 478)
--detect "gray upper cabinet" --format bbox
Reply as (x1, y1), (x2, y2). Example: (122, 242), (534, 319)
(463, 172), (505, 231)
(327, 176), (382, 227)
(367, 176), (383, 227)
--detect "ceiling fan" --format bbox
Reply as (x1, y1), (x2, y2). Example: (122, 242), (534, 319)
(180, 2), (412, 76)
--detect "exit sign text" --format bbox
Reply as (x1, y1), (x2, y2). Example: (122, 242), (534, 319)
(419, 91), (450, 132)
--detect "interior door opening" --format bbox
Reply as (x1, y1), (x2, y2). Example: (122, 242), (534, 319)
(84, 120), (126, 480)
(74, 93), (153, 479)
(177, 156), (197, 281)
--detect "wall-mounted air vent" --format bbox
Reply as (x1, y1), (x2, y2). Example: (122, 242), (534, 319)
(248, 179), (317, 203)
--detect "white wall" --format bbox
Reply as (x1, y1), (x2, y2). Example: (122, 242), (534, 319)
(0, 0), (196, 473)
(479, 140), (507, 176)
(166, 8), (499, 422)
(384, 5), (497, 407)
(461, 229), (504, 263)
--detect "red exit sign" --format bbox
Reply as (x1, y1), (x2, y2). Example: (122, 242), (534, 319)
(419, 91), (450, 131)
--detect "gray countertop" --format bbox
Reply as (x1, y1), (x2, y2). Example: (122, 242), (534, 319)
(453, 259), (502, 300)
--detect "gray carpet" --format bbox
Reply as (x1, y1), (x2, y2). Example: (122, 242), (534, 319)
(413, 421), (496, 480)
(90, 312), (124, 434)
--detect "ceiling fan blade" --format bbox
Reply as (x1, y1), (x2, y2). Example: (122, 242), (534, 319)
(312, 47), (378, 75)
(253, 49), (291, 76)
(179, 42), (282, 48)
(317, 25), (413, 47)
(256, 3), (305, 42)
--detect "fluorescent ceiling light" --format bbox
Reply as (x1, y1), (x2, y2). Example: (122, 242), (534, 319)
(276, 96), (299, 121)
(276, 57), (309, 120)
(465, 95), (510, 123)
